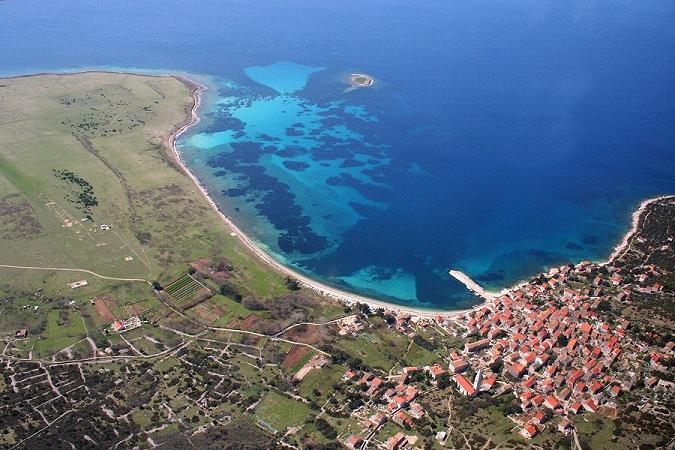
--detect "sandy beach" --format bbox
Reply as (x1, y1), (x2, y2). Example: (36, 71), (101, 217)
(168, 78), (475, 319)
(167, 75), (673, 320)
(3, 70), (667, 319)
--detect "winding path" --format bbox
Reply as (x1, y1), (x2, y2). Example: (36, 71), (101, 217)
(0, 264), (151, 284)
(273, 314), (356, 337)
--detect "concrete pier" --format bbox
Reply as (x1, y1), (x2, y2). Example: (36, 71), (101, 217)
(449, 270), (496, 301)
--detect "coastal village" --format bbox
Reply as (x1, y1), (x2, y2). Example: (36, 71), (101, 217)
(0, 72), (672, 449)
(1, 200), (673, 449)
(335, 256), (674, 449)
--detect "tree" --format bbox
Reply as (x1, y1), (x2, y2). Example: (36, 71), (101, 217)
(436, 372), (452, 389)
(356, 302), (371, 315)
(556, 334), (568, 346)
(285, 276), (301, 291)
(219, 282), (242, 301)
(315, 418), (337, 439)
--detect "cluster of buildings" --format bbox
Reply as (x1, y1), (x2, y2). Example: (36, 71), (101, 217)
(337, 315), (366, 336)
(340, 259), (672, 447)
(342, 369), (426, 449)
(446, 260), (669, 439)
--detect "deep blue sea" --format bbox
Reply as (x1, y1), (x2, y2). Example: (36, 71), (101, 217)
(2, 0), (674, 309)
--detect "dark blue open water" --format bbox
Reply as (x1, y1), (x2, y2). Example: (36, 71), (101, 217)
(2, 0), (674, 309)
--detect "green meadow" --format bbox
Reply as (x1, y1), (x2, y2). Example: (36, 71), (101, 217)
(0, 72), (286, 306)
(255, 391), (311, 432)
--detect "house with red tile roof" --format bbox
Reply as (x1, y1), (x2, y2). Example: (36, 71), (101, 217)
(383, 388), (396, 401)
(610, 384), (621, 397)
(583, 399), (599, 413)
(481, 375), (497, 391)
(453, 374), (476, 397)
(409, 402), (425, 419)
(521, 352), (537, 367)
(535, 353), (551, 366)
(531, 394), (545, 407)
(532, 410), (548, 424)
(520, 424), (538, 439)
(345, 434), (364, 449)
(386, 432), (408, 450)
(566, 338), (578, 352)
(523, 376), (537, 389)
(449, 358), (468, 373)
(357, 373), (374, 386)
(403, 385), (418, 402)
(569, 402), (582, 414)
(567, 369), (583, 387)
(392, 410), (414, 428)
(367, 412), (387, 428)
(544, 365), (558, 377)
(580, 322), (592, 335)
(507, 362), (526, 378)
(366, 384), (381, 397)
(465, 338), (491, 353)
(112, 320), (125, 332)
(427, 364), (446, 380)
(590, 380), (604, 394)
(544, 395), (560, 410)
(343, 370), (357, 381)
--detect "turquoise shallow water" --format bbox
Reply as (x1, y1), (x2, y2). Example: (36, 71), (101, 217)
(178, 59), (674, 308)
(245, 61), (324, 95)
(2, 0), (674, 309)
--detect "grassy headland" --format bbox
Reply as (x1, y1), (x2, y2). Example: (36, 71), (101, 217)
(0, 72), (289, 302)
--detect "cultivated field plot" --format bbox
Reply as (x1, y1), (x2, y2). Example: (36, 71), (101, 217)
(143, 304), (174, 323)
(226, 314), (261, 331)
(279, 323), (323, 345)
(123, 297), (161, 317)
(93, 295), (117, 322)
(281, 345), (313, 372)
(188, 301), (225, 323)
(254, 391), (310, 434)
(33, 309), (87, 358)
(164, 274), (212, 307)
(297, 364), (345, 401)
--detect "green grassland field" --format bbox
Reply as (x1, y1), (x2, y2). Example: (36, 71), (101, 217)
(0, 72), (287, 307)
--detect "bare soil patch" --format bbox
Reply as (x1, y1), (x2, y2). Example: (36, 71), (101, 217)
(231, 314), (260, 331)
(93, 295), (116, 322)
(281, 324), (323, 345)
(281, 345), (310, 370)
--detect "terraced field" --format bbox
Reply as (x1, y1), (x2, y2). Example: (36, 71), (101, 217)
(165, 274), (211, 306)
